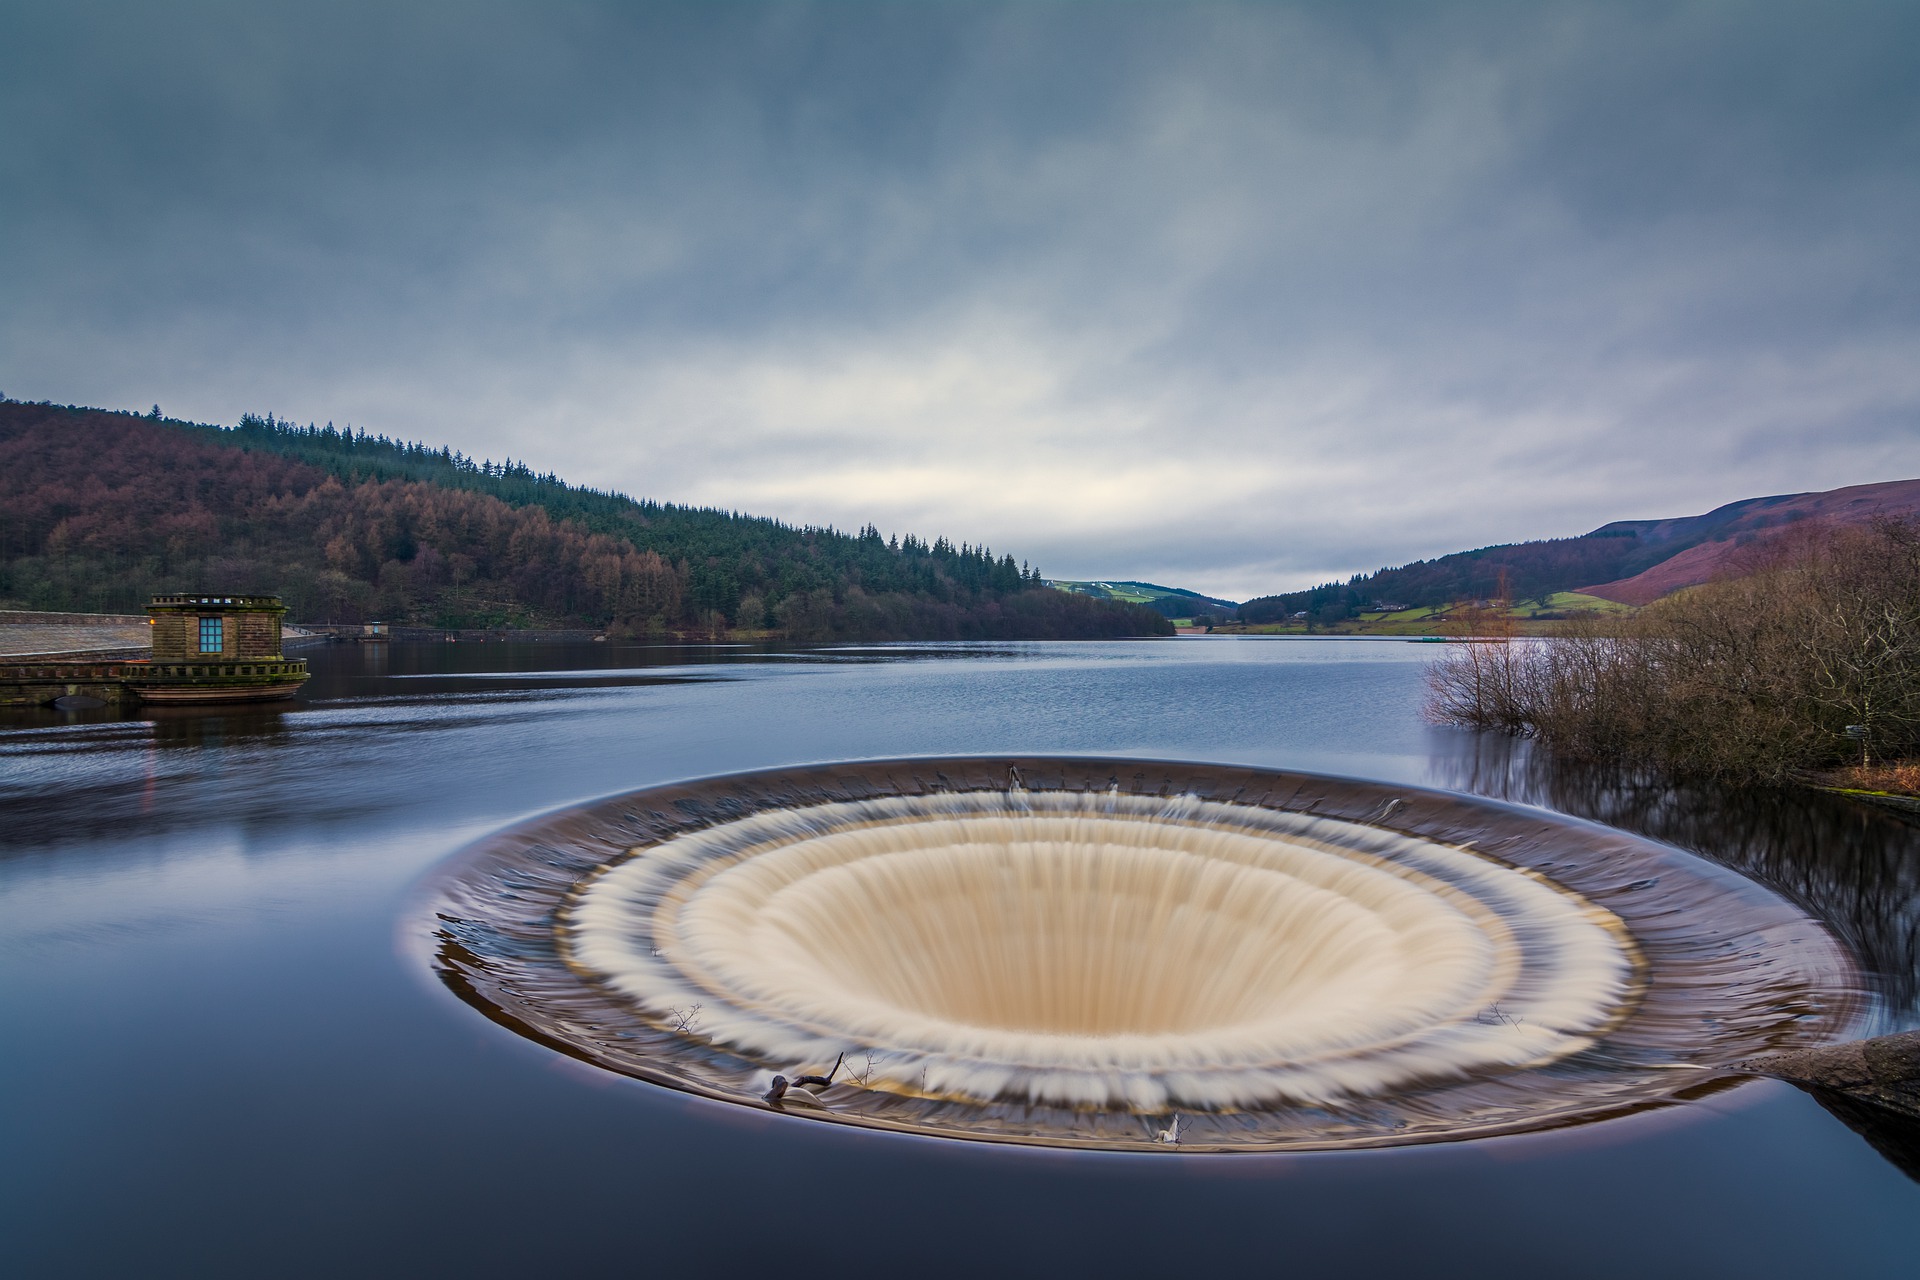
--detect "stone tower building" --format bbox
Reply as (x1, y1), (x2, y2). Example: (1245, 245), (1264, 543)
(136, 594), (308, 702)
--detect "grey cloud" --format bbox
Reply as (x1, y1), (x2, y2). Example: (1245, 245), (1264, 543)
(2, 2), (1915, 600)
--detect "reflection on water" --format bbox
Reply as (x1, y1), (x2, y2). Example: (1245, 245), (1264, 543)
(1429, 735), (1920, 1027)
(3, 638), (1917, 1275)
(0, 642), (756, 853)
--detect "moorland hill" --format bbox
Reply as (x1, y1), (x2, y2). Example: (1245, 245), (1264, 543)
(1238, 477), (1920, 627)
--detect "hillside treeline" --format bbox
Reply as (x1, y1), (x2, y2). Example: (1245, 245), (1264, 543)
(1425, 520), (1920, 783)
(1238, 533), (1651, 625)
(0, 402), (1172, 640)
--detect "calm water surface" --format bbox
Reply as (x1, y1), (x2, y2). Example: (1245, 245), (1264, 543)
(2, 637), (1916, 1277)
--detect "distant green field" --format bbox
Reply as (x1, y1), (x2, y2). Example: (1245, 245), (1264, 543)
(1540, 591), (1632, 614)
(1049, 579), (1239, 617)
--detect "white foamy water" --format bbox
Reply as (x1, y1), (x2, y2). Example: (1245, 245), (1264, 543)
(566, 791), (1637, 1111)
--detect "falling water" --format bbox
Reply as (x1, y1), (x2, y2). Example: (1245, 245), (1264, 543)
(568, 792), (1634, 1111)
(431, 758), (1864, 1150)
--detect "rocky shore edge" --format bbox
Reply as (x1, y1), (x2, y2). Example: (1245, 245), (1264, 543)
(1746, 1029), (1920, 1180)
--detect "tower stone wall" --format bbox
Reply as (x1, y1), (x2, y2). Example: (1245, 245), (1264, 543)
(148, 594), (289, 662)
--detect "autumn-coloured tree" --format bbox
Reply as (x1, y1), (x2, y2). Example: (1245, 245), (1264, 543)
(0, 402), (1171, 641)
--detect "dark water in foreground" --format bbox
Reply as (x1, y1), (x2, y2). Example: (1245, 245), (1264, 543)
(2, 638), (1916, 1277)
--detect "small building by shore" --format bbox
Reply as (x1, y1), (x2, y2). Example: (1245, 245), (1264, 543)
(0, 594), (309, 707)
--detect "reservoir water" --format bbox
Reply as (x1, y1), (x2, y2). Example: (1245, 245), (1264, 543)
(2, 637), (1916, 1276)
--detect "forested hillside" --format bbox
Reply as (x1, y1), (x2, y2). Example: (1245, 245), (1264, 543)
(0, 402), (1171, 640)
(1238, 534), (1647, 626)
(1240, 479), (1920, 626)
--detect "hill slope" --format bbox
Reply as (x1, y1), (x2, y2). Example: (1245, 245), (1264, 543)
(1048, 580), (1240, 619)
(1238, 477), (1920, 625)
(0, 401), (1172, 640)
(1576, 479), (1920, 605)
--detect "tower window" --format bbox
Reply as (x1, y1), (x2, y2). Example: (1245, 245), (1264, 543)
(198, 617), (224, 654)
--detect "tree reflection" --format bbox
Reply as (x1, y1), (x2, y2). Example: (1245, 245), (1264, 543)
(1427, 730), (1920, 1023)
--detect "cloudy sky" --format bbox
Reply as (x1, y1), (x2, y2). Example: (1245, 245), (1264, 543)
(3, 1), (1915, 599)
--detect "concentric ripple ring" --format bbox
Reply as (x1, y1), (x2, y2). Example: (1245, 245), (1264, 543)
(425, 757), (1864, 1151)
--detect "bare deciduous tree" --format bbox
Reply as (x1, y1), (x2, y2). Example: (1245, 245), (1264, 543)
(1425, 520), (1920, 784)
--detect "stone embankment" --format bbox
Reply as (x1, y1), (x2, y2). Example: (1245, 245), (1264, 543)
(298, 623), (601, 642)
(0, 610), (152, 659)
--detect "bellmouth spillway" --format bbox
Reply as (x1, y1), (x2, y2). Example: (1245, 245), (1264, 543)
(426, 757), (1863, 1151)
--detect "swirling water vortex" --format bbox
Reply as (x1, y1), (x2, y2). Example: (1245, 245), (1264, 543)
(427, 758), (1863, 1151)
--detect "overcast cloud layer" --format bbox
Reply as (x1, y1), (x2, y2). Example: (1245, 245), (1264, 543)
(2, 1), (1915, 599)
